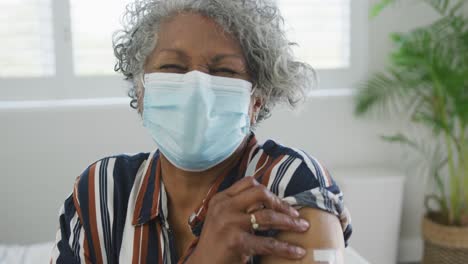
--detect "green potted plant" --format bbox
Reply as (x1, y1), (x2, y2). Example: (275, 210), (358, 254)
(354, 0), (468, 263)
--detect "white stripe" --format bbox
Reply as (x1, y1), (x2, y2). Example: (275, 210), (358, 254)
(266, 155), (290, 191)
(310, 188), (326, 210)
(245, 149), (263, 177)
(271, 156), (294, 194)
(254, 156), (269, 176)
(160, 184), (169, 227)
(106, 158), (115, 243)
(323, 189), (340, 215)
(68, 213), (79, 252)
(313, 159), (331, 186)
(50, 206), (65, 263)
(160, 227), (168, 264)
(73, 183), (81, 207)
(278, 158), (302, 198)
(93, 161), (108, 264)
(247, 144), (259, 164)
(138, 226), (144, 264)
(119, 150), (157, 263)
(282, 196), (298, 206)
(78, 221), (86, 262)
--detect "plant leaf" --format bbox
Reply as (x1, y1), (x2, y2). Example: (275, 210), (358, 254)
(370, 0), (395, 18)
(381, 133), (418, 148)
(424, 0), (450, 15)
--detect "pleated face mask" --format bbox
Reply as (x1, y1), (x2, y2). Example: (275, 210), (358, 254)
(143, 70), (253, 171)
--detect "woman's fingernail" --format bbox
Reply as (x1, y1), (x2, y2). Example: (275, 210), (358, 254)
(291, 208), (300, 217)
(299, 219), (310, 230)
(294, 246), (306, 257)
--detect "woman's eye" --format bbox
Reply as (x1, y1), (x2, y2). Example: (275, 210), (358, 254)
(159, 64), (186, 70)
(212, 68), (238, 75)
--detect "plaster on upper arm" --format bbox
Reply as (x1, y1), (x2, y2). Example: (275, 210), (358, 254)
(259, 207), (345, 264)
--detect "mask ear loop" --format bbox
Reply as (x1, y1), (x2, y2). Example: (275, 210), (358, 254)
(250, 84), (257, 96)
(250, 84), (260, 123)
(141, 73), (147, 86)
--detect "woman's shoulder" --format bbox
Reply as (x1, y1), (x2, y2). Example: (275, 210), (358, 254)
(253, 138), (336, 196)
(72, 151), (155, 206)
(255, 138), (352, 245)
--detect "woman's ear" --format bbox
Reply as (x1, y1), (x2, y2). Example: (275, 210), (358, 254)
(249, 96), (263, 124)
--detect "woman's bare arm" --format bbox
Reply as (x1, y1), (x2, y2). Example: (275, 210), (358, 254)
(261, 207), (345, 264)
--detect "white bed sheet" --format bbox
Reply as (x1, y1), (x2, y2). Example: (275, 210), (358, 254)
(0, 242), (53, 264)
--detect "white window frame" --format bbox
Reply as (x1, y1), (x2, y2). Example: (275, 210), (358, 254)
(0, 0), (368, 102)
(313, 0), (369, 91)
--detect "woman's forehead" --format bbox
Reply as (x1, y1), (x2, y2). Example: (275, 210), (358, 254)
(153, 12), (245, 59)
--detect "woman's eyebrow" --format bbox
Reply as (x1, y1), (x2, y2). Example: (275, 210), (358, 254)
(157, 49), (189, 59)
(156, 49), (244, 65)
(211, 54), (245, 64)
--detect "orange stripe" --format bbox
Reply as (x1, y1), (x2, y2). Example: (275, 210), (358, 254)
(83, 234), (91, 264)
(261, 155), (285, 187)
(156, 223), (163, 263)
(87, 163), (103, 264)
(72, 176), (84, 223)
(132, 157), (154, 225)
(254, 152), (268, 179)
(150, 158), (162, 217)
(72, 175), (91, 264)
(140, 224), (149, 264)
(238, 137), (259, 178)
(132, 225), (142, 264)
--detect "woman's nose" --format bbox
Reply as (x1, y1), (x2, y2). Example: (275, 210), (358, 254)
(189, 63), (210, 74)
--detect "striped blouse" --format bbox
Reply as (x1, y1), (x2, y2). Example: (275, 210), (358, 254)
(50, 132), (352, 264)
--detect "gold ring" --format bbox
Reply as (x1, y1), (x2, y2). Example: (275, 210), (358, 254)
(250, 213), (259, 230)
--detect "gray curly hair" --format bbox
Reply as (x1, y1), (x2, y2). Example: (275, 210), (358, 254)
(113, 0), (316, 124)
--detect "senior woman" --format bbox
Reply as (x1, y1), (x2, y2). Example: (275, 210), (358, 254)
(51, 0), (352, 263)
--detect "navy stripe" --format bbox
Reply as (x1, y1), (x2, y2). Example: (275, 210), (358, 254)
(72, 218), (81, 258)
(309, 158), (332, 210)
(139, 153), (158, 222)
(99, 158), (112, 262)
(57, 210), (80, 264)
(145, 221), (161, 263)
(270, 156), (294, 195)
(112, 153), (149, 262)
(76, 166), (98, 263)
(284, 161), (317, 197)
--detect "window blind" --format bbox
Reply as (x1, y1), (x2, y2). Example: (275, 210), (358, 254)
(0, 0), (55, 77)
(70, 0), (351, 76)
(70, 0), (130, 75)
(277, 0), (351, 69)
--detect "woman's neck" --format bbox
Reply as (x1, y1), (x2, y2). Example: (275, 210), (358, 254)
(160, 136), (250, 212)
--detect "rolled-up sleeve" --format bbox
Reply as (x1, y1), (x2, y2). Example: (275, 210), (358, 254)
(273, 155), (353, 247)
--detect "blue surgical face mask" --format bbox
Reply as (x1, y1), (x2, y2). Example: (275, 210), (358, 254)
(143, 70), (253, 172)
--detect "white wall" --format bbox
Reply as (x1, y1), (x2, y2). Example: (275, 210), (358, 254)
(1, 1), (459, 262)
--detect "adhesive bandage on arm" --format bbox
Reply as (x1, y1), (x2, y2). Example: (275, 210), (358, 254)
(312, 249), (339, 264)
